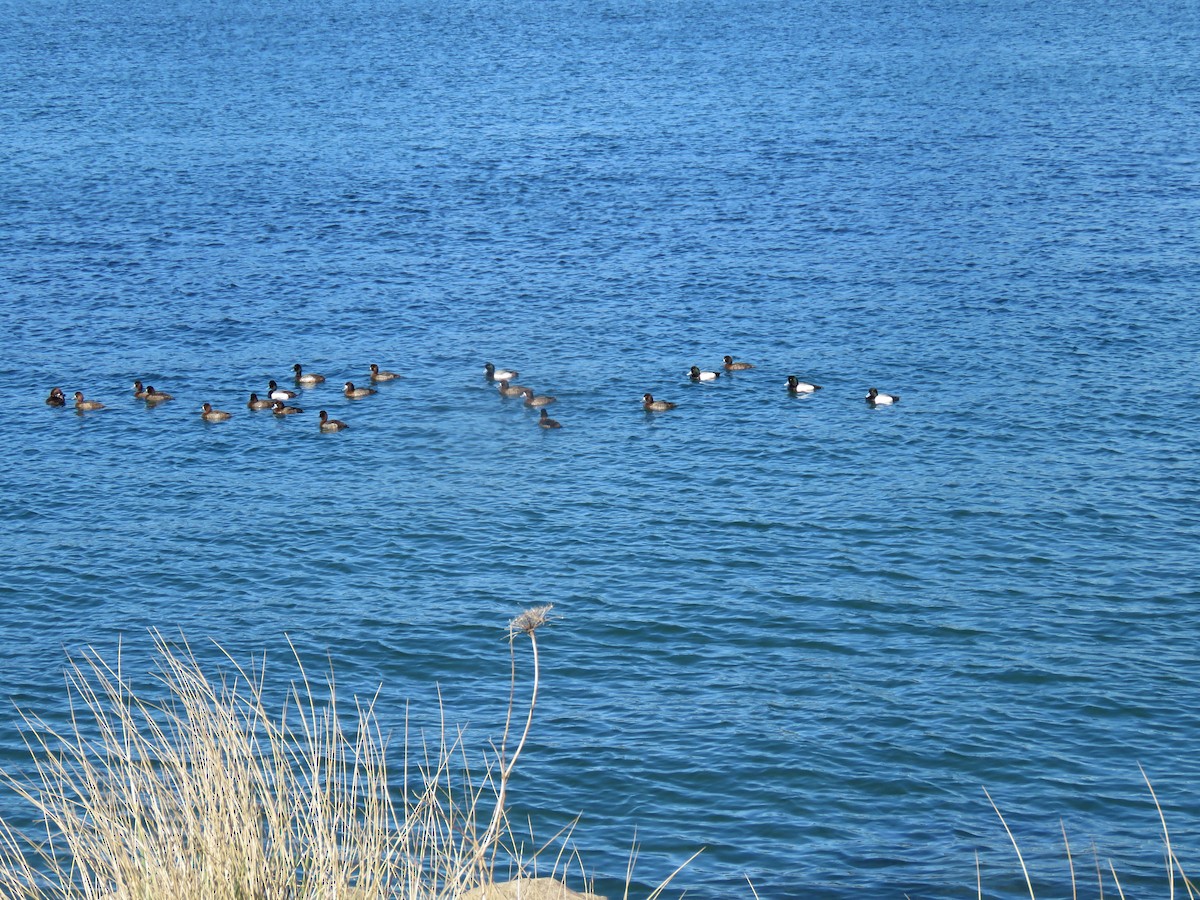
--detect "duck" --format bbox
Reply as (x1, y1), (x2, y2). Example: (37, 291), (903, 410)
(247, 392), (274, 410)
(132, 380), (150, 399)
(642, 393), (676, 411)
(267, 380), (297, 401)
(293, 363), (326, 385)
(318, 410), (349, 432)
(496, 379), (528, 397)
(688, 366), (720, 382)
(73, 391), (104, 411)
(143, 385), (173, 403)
(343, 381), (377, 399)
(538, 408), (562, 429)
(786, 375), (823, 394)
(484, 362), (519, 382)
(45, 387), (66, 407)
(723, 355), (754, 371)
(272, 399), (304, 415)
(200, 402), (232, 422)
(521, 387), (556, 407)
(865, 387), (900, 406)
(369, 363), (400, 382)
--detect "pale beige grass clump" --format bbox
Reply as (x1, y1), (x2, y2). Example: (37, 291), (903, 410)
(0, 607), (651, 900)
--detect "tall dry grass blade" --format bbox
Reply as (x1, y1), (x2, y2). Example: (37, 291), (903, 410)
(1109, 860), (1126, 900)
(983, 787), (1035, 900)
(1140, 763), (1180, 900)
(975, 850), (982, 900)
(1062, 819), (1076, 900)
(1092, 841), (1104, 900)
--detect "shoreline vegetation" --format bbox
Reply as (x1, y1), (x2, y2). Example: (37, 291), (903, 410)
(0, 607), (690, 900)
(0, 607), (1190, 899)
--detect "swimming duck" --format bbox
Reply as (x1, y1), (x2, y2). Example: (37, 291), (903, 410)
(73, 391), (104, 411)
(496, 379), (528, 397)
(865, 388), (900, 406)
(293, 364), (326, 385)
(343, 381), (377, 399)
(538, 408), (562, 429)
(318, 410), (349, 432)
(247, 392), (274, 410)
(267, 380), (297, 401)
(369, 363), (400, 382)
(45, 387), (66, 407)
(132, 380), (150, 399)
(642, 393), (676, 411)
(484, 363), (519, 382)
(521, 387), (556, 407)
(272, 399), (304, 415)
(143, 386), (173, 403)
(723, 355), (754, 371)
(786, 376), (823, 393)
(200, 402), (232, 422)
(688, 366), (720, 382)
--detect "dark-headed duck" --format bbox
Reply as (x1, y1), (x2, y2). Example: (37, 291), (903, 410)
(642, 393), (676, 411)
(496, 379), (528, 397)
(272, 399), (304, 415)
(293, 364), (326, 385)
(73, 391), (104, 411)
(318, 410), (349, 432)
(267, 380), (297, 401)
(484, 362), (519, 382)
(369, 364), (400, 382)
(689, 366), (720, 382)
(143, 385), (173, 403)
(722, 355), (754, 371)
(538, 409), (562, 429)
(786, 376), (823, 394)
(343, 381), (376, 399)
(45, 387), (66, 407)
(200, 402), (232, 422)
(865, 388), (900, 406)
(247, 392), (274, 410)
(521, 387), (556, 407)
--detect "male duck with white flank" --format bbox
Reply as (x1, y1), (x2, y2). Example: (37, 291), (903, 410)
(689, 366), (720, 381)
(293, 363), (326, 385)
(642, 393), (677, 411)
(268, 380), (297, 401)
(865, 388), (900, 406)
(786, 375), (823, 394)
(484, 362), (519, 382)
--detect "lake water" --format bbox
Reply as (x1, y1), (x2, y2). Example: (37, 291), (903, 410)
(2, 0), (1199, 896)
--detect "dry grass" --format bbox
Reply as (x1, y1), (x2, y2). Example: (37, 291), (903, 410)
(980, 769), (1199, 900)
(0, 606), (642, 900)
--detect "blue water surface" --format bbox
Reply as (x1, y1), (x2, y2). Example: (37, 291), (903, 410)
(2, 0), (1199, 897)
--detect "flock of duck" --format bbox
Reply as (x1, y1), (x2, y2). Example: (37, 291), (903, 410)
(43, 358), (901, 431)
(43, 362), (402, 431)
(483, 355), (900, 429)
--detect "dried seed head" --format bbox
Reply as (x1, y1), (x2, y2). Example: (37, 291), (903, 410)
(509, 604), (554, 637)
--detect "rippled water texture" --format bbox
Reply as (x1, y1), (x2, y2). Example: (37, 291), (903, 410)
(2, 0), (1199, 896)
